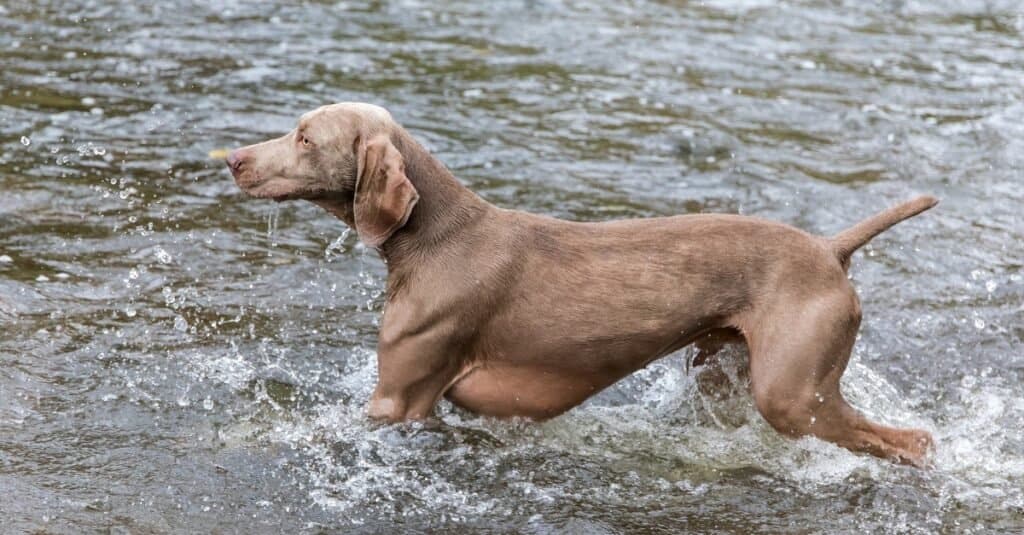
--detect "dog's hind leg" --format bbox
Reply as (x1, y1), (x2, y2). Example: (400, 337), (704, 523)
(690, 328), (745, 370)
(741, 290), (933, 466)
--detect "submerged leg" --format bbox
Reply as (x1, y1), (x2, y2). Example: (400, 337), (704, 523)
(691, 328), (745, 369)
(690, 328), (748, 399)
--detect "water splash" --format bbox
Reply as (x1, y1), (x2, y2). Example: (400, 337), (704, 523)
(154, 246), (173, 264)
(266, 205), (281, 248)
(325, 229), (351, 261)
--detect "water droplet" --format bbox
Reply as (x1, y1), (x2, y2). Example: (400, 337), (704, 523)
(265, 206), (280, 239)
(974, 318), (986, 330)
(203, 397), (214, 410)
(20, 136), (31, 146)
(154, 247), (172, 264)
(173, 315), (189, 332)
(985, 280), (998, 293)
(325, 229), (351, 260)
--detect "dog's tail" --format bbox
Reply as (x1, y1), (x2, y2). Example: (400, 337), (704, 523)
(828, 195), (939, 268)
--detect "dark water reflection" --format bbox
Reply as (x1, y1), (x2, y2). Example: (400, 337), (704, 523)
(1, 0), (1022, 532)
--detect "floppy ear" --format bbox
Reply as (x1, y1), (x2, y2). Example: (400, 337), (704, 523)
(353, 135), (419, 248)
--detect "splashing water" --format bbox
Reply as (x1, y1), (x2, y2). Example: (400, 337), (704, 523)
(153, 246), (173, 264)
(266, 205), (281, 248)
(1, 0), (1022, 532)
(325, 229), (352, 262)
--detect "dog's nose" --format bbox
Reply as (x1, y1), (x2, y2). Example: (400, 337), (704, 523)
(226, 150), (244, 175)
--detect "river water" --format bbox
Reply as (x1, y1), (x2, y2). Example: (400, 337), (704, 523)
(1, 1), (1022, 532)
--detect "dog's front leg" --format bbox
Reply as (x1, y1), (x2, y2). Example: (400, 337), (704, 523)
(365, 327), (465, 422)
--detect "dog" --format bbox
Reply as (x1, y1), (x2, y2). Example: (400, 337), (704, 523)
(227, 102), (936, 466)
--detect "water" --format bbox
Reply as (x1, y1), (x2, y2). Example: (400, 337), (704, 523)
(1, 1), (1022, 532)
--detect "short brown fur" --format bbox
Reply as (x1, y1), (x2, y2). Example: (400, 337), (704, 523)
(227, 103), (937, 466)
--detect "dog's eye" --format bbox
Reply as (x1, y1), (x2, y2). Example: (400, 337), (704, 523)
(299, 134), (311, 147)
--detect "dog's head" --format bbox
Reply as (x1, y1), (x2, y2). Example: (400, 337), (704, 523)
(227, 103), (419, 248)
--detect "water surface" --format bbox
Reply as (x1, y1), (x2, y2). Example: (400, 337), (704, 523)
(1, 0), (1022, 532)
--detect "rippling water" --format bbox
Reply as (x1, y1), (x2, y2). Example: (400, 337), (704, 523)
(2, 1), (1022, 532)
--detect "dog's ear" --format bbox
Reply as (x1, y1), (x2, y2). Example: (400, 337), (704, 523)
(353, 135), (419, 248)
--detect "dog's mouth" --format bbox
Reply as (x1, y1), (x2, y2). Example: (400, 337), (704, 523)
(237, 176), (329, 203)
(236, 175), (295, 202)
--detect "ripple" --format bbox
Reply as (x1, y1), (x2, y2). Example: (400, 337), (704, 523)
(1, 0), (1022, 532)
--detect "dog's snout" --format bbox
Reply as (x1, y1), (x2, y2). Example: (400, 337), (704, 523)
(226, 150), (245, 174)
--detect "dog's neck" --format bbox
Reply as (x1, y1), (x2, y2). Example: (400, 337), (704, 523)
(310, 127), (491, 276)
(380, 128), (491, 266)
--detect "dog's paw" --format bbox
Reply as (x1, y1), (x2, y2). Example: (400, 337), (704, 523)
(896, 429), (935, 468)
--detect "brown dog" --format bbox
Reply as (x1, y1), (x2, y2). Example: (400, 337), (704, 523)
(227, 103), (936, 466)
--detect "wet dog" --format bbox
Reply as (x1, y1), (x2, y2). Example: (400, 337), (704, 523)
(227, 103), (936, 465)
